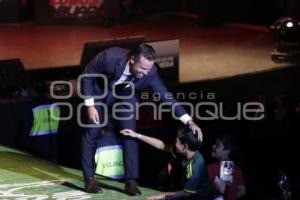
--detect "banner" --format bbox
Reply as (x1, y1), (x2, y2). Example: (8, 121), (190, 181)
(30, 104), (60, 136)
(95, 145), (124, 179)
(147, 39), (179, 83)
(35, 0), (104, 25)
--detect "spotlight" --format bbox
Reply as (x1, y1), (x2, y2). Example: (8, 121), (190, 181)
(270, 16), (300, 63)
(286, 21), (293, 28)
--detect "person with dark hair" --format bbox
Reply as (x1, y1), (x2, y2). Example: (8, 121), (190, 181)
(207, 134), (246, 200)
(80, 44), (203, 195)
(120, 127), (211, 200)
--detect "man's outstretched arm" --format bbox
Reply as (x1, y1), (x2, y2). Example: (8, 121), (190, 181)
(148, 73), (203, 141)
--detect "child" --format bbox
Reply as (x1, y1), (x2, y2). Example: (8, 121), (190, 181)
(120, 127), (211, 200)
(207, 134), (246, 200)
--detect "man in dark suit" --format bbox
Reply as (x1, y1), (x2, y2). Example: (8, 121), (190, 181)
(80, 44), (202, 195)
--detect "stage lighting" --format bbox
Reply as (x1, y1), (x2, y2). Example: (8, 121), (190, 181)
(270, 16), (300, 63)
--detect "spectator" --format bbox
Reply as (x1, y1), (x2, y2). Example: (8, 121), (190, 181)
(207, 134), (246, 200)
(121, 127), (211, 200)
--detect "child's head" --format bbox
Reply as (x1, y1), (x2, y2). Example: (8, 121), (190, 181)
(211, 134), (237, 161)
(175, 127), (201, 155)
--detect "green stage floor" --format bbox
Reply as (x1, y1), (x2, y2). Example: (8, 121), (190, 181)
(0, 145), (157, 199)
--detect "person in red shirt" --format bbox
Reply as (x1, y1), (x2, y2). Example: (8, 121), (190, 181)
(207, 134), (246, 200)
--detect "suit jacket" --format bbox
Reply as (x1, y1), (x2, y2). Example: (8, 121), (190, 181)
(81, 47), (187, 118)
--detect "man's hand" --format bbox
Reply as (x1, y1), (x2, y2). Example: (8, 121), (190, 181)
(187, 120), (203, 141)
(87, 106), (99, 124)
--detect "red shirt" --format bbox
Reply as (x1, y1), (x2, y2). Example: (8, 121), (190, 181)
(207, 162), (245, 200)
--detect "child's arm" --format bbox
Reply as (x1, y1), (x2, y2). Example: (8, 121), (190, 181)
(146, 191), (191, 200)
(120, 129), (171, 152)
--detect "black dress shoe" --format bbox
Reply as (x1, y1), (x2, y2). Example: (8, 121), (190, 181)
(124, 180), (141, 196)
(84, 177), (102, 193)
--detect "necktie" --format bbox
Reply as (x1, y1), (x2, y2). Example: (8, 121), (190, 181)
(115, 75), (135, 91)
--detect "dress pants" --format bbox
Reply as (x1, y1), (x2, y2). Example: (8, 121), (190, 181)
(81, 93), (139, 179)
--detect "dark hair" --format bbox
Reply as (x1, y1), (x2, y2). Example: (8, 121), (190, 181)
(216, 133), (238, 160)
(177, 127), (201, 151)
(131, 43), (156, 61)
